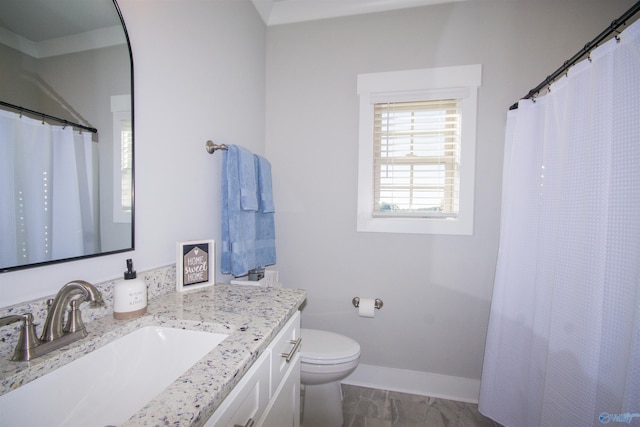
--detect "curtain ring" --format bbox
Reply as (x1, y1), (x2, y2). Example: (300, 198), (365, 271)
(610, 19), (624, 37)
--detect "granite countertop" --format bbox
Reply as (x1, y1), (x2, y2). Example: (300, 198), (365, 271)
(0, 283), (306, 427)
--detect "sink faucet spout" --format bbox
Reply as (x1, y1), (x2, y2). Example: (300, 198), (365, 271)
(40, 280), (104, 342)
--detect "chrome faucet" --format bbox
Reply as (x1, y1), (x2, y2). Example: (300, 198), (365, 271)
(0, 280), (104, 361)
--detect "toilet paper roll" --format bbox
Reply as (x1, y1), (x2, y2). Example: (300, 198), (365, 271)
(358, 298), (376, 318)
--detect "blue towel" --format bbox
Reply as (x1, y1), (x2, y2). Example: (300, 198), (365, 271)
(221, 145), (257, 276)
(237, 146), (259, 211)
(221, 146), (276, 277)
(256, 155), (275, 213)
(255, 155), (276, 267)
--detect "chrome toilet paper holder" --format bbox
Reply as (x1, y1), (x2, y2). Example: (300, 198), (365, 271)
(352, 297), (383, 310)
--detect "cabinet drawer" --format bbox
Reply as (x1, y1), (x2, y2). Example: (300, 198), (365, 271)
(269, 311), (301, 396)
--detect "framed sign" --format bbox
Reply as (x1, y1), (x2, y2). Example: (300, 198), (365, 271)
(176, 239), (215, 292)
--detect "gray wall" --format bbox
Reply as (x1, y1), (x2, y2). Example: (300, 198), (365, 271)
(265, 0), (635, 380)
(0, 44), (39, 109)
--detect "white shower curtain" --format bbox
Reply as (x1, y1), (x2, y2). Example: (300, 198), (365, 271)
(0, 110), (97, 268)
(479, 19), (640, 427)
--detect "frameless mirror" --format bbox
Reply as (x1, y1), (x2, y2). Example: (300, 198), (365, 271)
(0, 0), (134, 272)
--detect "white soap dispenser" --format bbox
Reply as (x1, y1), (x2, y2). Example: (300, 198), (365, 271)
(113, 259), (147, 320)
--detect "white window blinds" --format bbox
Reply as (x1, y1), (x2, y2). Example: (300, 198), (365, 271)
(373, 99), (460, 218)
(119, 119), (133, 211)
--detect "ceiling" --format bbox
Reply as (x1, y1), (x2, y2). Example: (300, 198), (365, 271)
(251, 0), (465, 26)
(0, 0), (464, 43)
(0, 0), (119, 42)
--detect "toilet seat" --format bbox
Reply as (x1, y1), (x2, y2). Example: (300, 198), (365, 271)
(300, 329), (360, 365)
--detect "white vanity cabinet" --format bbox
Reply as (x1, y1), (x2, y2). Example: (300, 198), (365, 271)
(205, 311), (301, 427)
(259, 314), (301, 427)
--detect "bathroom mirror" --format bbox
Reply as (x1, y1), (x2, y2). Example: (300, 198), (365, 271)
(0, 0), (134, 273)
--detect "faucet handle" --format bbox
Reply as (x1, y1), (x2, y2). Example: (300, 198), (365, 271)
(64, 300), (87, 337)
(0, 314), (29, 328)
(0, 313), (41, 361)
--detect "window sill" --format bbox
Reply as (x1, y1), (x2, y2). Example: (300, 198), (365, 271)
(357, 215), (473, 235)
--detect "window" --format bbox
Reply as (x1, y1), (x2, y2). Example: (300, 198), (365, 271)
(357, 65), (481, 235)
(111, 95), (132, 223)
(374, 99), (460, 218)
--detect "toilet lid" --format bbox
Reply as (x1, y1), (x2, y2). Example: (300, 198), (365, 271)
(300, 329), (360, 365)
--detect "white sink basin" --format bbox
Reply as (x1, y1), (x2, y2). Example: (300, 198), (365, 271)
(0, 326), (228, 427)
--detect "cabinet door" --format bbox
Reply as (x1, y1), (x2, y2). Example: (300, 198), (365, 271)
(259, 351), (301, 427)
(204, 353), (270, 427)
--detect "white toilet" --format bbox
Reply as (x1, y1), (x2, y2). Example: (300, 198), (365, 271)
(300, 328), (360, 427)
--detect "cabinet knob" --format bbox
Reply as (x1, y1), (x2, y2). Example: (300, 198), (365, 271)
(280, 338), (302, 363)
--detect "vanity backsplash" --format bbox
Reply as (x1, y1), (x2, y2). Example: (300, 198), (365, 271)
(0, 264), (177, 360)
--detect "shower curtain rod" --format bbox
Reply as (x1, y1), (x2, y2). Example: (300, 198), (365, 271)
(0, 99), (98, 133)
(509, 0), (640, 110)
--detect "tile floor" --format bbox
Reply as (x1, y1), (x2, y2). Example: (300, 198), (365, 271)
(341, 384), (503, 427)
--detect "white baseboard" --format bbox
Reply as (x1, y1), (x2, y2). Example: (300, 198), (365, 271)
(341, 363), (480, 404)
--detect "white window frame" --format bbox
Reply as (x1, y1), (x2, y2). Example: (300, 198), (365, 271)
(111, 94), (132, 224)
(357, 65), (481, 235)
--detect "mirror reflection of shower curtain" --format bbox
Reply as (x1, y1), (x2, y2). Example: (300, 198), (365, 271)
(0, 110), (98, 267)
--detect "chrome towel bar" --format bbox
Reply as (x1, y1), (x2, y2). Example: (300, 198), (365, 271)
(205, 140), (228, 154)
